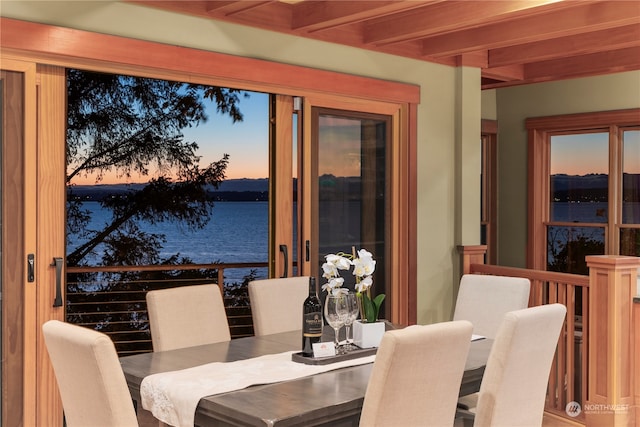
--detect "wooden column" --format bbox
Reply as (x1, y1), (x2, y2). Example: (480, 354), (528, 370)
(458, 245), (487, 275)
(585, 255), (640, 427)
(634, 297), (640, 427)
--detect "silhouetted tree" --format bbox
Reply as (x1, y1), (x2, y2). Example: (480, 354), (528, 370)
(66, 69), (246, 267)
(547, 227), (605, 274)
(64, 70), (255, 352)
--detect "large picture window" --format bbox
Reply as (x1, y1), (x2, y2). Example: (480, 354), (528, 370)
(527, 109), (640, 273)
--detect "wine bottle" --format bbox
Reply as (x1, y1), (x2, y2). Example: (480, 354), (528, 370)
(301, 276), (323, 357)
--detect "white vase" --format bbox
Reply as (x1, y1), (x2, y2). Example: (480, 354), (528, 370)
(353, 319), (386, 348)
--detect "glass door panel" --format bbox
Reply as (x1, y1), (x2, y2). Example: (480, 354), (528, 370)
(311, 108), (390, 318)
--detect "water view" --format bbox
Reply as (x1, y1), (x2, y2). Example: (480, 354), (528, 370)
(69, 199), (640, 282)
(68, 201), (269, 282)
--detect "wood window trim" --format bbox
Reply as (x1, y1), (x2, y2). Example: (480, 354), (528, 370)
(0, 17), (418, 325)
(0, 18), (419, 105)
(526, 108), (640, 269)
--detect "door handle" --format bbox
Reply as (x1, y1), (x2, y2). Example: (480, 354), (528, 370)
(27, 254), (35, 282)
(279, 244), (288, 278)
(51, 257), (63, 307)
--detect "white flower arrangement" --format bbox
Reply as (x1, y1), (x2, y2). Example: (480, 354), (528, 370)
(321, 247), (384, 322)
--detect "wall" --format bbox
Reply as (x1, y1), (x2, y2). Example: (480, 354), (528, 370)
(1, 1), (484, 324)
(496, 71), (640, 267)
(481, 89), (497, 120)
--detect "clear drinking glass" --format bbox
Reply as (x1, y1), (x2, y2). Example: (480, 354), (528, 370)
(343, 293), (360, 350)
(324, 294), (348, 354)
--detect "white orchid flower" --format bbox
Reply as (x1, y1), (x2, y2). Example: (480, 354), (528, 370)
(352, 256), (375, 278)
(321, 277), (344, 295)
(325, 253), (352, 270)
(322, 249), (376, 299)
(322, 261), (338, 279)
(357, 249), (374, 261)
(355, 276), (373, 293)
(356, 249), (376, 275)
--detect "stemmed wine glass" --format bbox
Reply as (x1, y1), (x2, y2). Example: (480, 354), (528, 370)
(324, 294), (348, 354)
(343, 293), (360, 350)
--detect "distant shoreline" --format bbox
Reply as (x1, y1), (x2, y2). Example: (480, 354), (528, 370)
(67, 178), (271, 202)
(66, 173), (639, 204)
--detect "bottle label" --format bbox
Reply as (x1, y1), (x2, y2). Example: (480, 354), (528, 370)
(303, 312), (323, 336)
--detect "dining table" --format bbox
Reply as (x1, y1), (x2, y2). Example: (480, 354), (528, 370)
(120, 323), (493, 427)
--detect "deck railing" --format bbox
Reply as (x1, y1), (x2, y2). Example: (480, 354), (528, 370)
(466, 262), (589, 421)
(460, 245), (640, 427)
(66, 262), (269, 356)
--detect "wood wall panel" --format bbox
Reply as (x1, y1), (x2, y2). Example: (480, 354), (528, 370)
(2, 69), (25, 427)
(35, 64), (66, 427)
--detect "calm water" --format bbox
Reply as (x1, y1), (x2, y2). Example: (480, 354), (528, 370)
(552, 201), (640, 223)
(68, 201), (269, 282)
(68, 200), (640, 282)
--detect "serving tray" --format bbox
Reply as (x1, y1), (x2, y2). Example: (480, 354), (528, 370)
(291, 346), (377, 365)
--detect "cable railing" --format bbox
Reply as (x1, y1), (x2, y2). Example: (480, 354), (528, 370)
(66, 262), (269, 356)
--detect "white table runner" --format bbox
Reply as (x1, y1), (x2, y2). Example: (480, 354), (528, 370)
(140, 350), (376, 427)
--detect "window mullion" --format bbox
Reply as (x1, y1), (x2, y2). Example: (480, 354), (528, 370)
(609, 125), (621, 254)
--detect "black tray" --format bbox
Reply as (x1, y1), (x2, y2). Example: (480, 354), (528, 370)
(291, 346), (377, 365)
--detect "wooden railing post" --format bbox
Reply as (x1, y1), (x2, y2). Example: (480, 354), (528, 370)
(635, 296), (640, 427)
(585, 255), (640, 427)
(458, 245), (487, 275)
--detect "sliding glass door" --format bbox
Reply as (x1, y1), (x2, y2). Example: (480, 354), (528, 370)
(301, 104), (393, 319)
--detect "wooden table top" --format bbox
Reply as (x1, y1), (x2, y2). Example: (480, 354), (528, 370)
(120, 326), (492, 427)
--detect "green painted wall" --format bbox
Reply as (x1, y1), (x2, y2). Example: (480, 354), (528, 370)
(495, 71), (640, 267)
(481, 89), (497, 120)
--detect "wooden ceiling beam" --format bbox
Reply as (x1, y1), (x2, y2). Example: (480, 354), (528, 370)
(209, 1), (276, 17)
(489, 24), (640, 67)
(421, 1), (640, 57)
(524, 46), (640, 81)
(128, 0), (211, 16)
(363, 0), (574, 45)
(456, 51), (488, 68)
(483, 64), (525, 82)
(291, 1), (430, 32)
(204, 1), (241, 13)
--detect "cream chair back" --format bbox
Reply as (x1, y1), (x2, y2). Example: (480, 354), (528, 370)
(360, 320), (473, 427)
(453, 274), (530, 339)
(146, 284), (230, 351)
(248, 276), (309, 336)
(42, 320), (138, 427)
(473, 303), (567, 427)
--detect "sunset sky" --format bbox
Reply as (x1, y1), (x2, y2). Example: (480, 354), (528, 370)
(551, 131), (640, 175)
(71, 91), (270, 185)
(69, 93), (640, 185)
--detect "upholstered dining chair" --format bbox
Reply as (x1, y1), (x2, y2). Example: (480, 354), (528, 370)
(248, 276), (309, 336)
(453, 274), (531, 340)
(461, 303), (567, 427)
(453, 274), (531, 412)
(146, 284), (231, 352)
(42, 320), (139, 427)
(359, 320), (473, 427)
